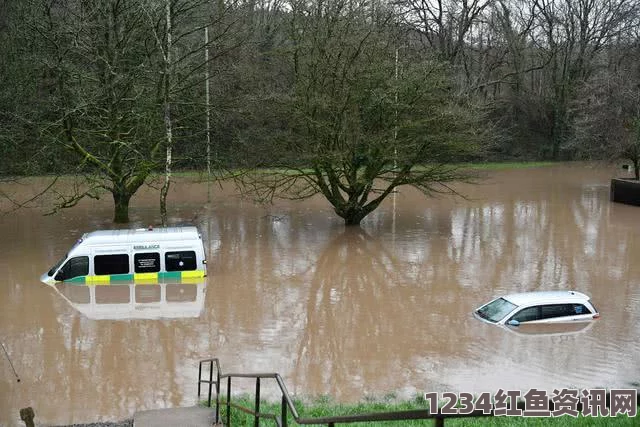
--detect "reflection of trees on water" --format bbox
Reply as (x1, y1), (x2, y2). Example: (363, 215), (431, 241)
(425, 179), (639, 303)
(204, 209), (323, 335)
(289, 229), (477, 399)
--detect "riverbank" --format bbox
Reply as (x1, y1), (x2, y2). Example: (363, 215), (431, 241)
(207, 395), (638, 426)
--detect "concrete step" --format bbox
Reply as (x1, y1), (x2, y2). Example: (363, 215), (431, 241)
(133, 406), (221, 427)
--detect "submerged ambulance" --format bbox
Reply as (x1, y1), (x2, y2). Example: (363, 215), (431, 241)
(41, 226), (207, 285)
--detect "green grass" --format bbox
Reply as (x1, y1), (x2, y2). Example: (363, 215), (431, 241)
(169, 161), (556, 182)
(458, 161), (555, 170)
(20, 162), (556, 183)
(202, 395), (637, 426)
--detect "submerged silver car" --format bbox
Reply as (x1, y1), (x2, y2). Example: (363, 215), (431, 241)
(474, 291), (600, 326)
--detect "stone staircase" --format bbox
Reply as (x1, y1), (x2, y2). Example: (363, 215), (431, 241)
(133, 406), (220, 427)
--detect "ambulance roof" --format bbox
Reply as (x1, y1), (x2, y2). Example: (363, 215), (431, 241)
(80, 226), (200, 245)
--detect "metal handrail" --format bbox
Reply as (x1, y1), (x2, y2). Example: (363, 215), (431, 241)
(198, 358), (637, 426)
(197, 358), (221, 422)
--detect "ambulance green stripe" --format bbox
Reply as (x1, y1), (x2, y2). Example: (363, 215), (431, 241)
(111, 273), (134, 281)
(159, 271), (182, 280)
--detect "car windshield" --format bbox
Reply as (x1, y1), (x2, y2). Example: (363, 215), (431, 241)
(47, 254), (67, 277)
(476, 298), (517, 323)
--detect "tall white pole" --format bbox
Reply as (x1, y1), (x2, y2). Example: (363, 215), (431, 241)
(394, 47), (398, 170)
(205, 27), (211, 179)
(205, 27), (211, 201)
(393, 47), (399, 238)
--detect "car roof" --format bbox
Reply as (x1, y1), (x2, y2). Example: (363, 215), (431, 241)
(502, 290), (590, 306)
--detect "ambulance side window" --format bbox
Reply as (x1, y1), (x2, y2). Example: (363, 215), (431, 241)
(134, 252), (160, 273)
(94, 254), (130, 275)
(55, 256), (89, 281)
(165, 251), (196, 271)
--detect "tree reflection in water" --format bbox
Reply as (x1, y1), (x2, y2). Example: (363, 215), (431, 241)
(290, 228), (467, 400)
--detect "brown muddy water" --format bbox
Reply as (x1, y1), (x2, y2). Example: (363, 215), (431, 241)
(0, 164), (639, 425)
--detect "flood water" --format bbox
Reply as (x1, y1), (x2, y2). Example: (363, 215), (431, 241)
(1, 164), (639, 425)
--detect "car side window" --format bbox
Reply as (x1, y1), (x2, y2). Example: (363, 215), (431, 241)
(511, 306), (542, 323)
(571, 304), (590, 315)
(540, 304), (575, 319)
(55, 256), (89, 281)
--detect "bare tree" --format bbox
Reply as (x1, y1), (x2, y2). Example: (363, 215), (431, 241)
(241, 0), (487, 225)
(3, 0), (242, 222)
(531, 0), (640, 159)
(397, 0), (494, 63)
(571, 63), (640, 179)
(28, 0), (166, 223)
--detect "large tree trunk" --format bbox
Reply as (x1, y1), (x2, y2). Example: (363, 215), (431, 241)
(343, 214), (365, 226)
(113, 191), (131, 223)
(337, 205), (367, 226)
(329, 181), (392, 226)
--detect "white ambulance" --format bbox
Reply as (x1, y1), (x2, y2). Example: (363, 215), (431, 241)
(41, 226), (207, 285)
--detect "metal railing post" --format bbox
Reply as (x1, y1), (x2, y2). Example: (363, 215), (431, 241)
(197, 361), (202, 398)
(215, 364), (220, 423)
(208, 361), (213, 408)
(254, 378), (261, 427)
(226, 377), (231, 426)
(281, 395), (287, 427)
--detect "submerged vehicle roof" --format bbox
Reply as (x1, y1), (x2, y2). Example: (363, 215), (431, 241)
(501, 290), (590, 306)
(79, 226), (201, 245)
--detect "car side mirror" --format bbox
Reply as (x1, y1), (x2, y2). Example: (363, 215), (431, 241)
(507, 319), (520, 327)
(54, 271), (65, 282)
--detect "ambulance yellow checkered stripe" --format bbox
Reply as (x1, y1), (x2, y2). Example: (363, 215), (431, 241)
(65, 270), (205, 285)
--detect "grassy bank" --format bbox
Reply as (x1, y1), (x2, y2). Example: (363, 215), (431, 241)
(169, 161), (557, 181)
(204, 395), (637, 426)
